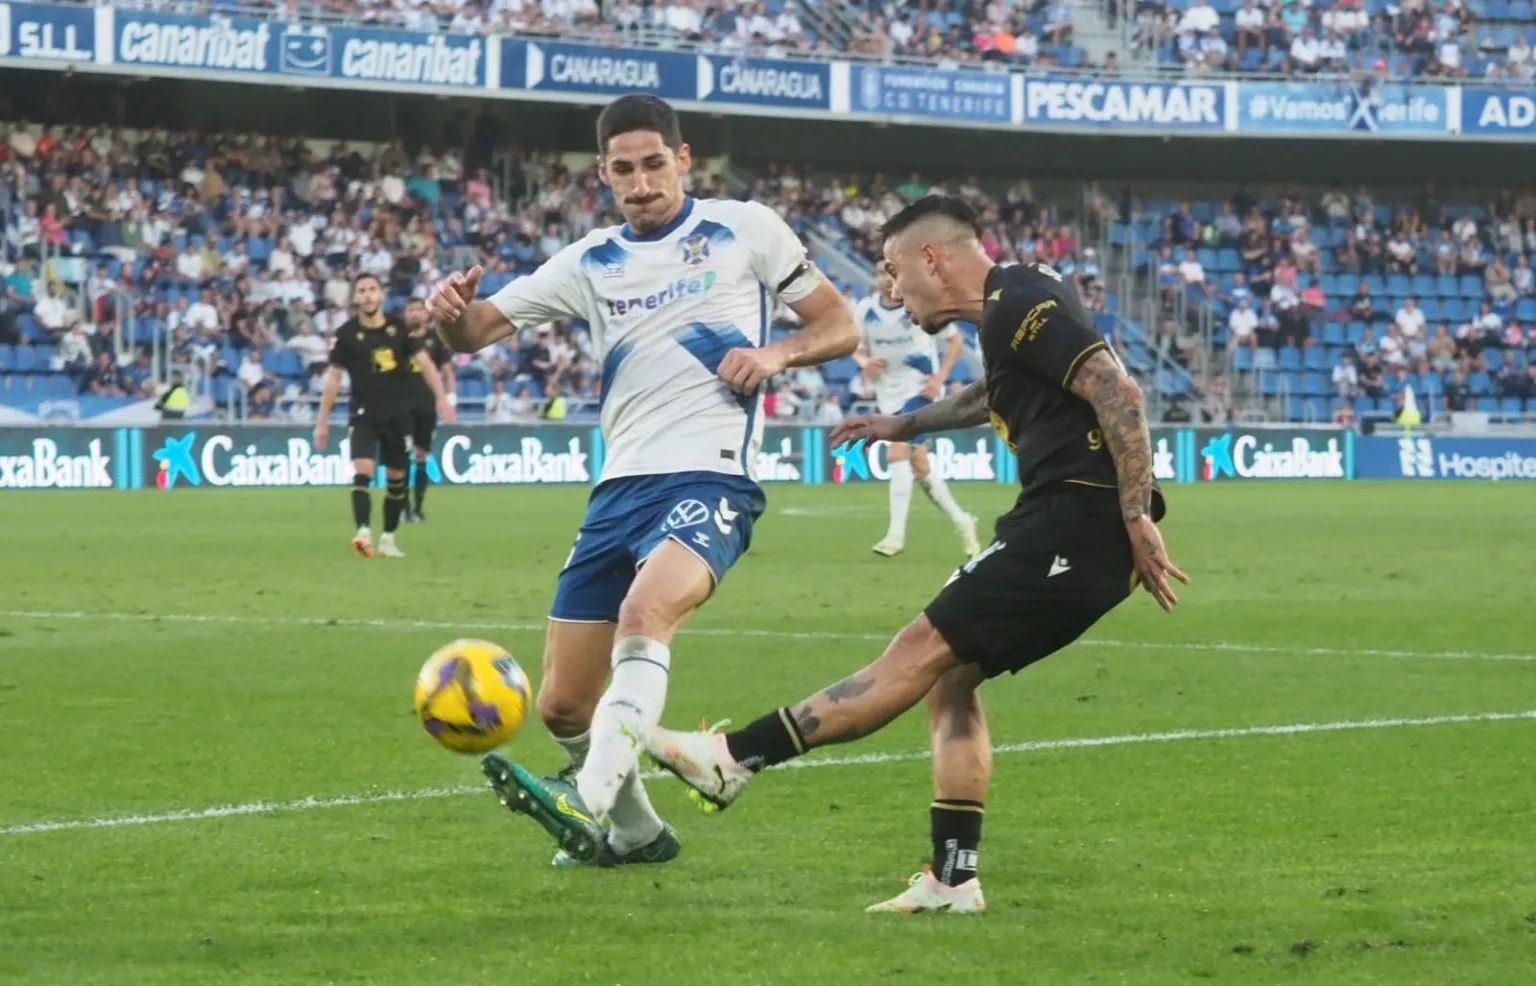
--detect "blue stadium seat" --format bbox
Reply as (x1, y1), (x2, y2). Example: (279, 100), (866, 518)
(1500, 397), (1524, 416)
(1485, 348), (1505, 372)
(1258, 372), (1282, 397)
(1411, 275), (1436, 297)
(1420, 373), (1444, 396)
(0, 345), (12, 371)
(822, 357), (859, 384)
(211, 375), (231, 405)
(1323, 323), (1346, 346)
(1387, 274), (1411, 295)
(1346, 321), (1366, 344)
(1278, 347), (1303, 371)
(1435, 275), (1458, 298)
(1468, 371), (1494, 395)
(1304, 347), (1330, 370)
(1459, 275), (1484, 299)
(1302, 372), (1329, 396)
(1441, 299), (1468, 322)
(1420, 299), (1442, 321)
(1365, 275), (1386, 294)
(1354, 395), (1378, 416)
(1515, 298), (1536, 321)
(1231, 346), (1255, 372)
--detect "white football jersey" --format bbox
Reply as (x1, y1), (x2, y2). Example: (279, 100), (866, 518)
(854, 293), (949, 405)
(488, 197), (818, 484)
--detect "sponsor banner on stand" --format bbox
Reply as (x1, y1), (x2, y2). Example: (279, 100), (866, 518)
(1357, 435), (1536, 480)
(0, 427), (125, 489)
(1194, 427), (1352, 480)
(0, 0), (94, 63)
(111, 9), (487, 89)
(1236, 81), (1450, 135)
(1022, 78), (1228, 130)
(1459, 88), (1536, 137)
(142, 425), (598, 489)
(826, 427), (1007, 484)
(697, 53), (830, 110)
(850, 63), (1011, 123)
(500, 38), (694, 100)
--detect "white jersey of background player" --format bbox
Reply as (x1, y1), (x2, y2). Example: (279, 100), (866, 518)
(427, 95), (856, 867)
(853, 266), (980, 559)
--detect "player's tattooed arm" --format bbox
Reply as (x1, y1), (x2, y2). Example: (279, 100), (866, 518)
(1069, 349), (1154, 523)
(897, 380), (990, 440)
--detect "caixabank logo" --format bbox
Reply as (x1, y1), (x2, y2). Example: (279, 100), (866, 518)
(830, 435), (998, 483)
(1198, 431), (1345, 480)
(151, 431), (357, 488)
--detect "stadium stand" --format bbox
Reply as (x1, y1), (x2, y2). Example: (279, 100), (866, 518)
(1, 114), (1530, 426)
(39, 0), (1535, 78)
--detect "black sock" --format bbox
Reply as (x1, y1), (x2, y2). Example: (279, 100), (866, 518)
(723, 709), (806, 773)
(351, 474), (371, 529)
(383, 476), (408, 532)
(413, 461), (429, 512)
(931, 799), (983, 886)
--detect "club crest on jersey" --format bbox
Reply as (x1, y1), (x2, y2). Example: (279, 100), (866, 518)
(663, 499), (710, 529)
(679, 234), (711, 267)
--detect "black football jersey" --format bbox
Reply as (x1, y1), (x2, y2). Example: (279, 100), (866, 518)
(979, 262), (1164, 517)
(408, 330), (452, 402)
(327, 316), (422, 414)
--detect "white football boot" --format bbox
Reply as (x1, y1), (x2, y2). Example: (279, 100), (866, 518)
(351, 527), (374, 558)
(633, 723), (753, 811)
(866, 868), (987, 914)
(377, 533), (406, 558)
(871, 536), (905, 558)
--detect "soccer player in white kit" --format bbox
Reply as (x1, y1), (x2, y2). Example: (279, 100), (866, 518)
(854, 265), (981, 558)
(426, 95), (857, 866)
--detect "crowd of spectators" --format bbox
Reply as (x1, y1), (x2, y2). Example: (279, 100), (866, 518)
(1132, 182), (1536, 422)
(1143, 0), (1536, 80)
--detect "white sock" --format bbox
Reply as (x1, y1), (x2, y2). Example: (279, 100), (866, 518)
(886, 460), (914, 542)
(553, 729), (589, 768)
(919, 472), (970, 525)
(575, 636), (670, 831)
(356, 525), (371, 540)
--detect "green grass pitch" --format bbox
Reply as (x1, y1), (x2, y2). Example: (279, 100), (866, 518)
(1, 480), (1533, 985)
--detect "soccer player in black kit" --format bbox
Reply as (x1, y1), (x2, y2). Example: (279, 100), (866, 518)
(636, 196), (1189, 913)
(402, 297), (457, 523)
(314, 274), (454, 558)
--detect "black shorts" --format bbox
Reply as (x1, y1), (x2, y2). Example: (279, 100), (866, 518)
(348, 410), (411, 471)
(925, 488), (1136, 679)
(409, 400), (437, 452)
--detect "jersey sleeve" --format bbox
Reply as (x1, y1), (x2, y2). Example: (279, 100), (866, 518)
(486, 243), (590, 329)
(741, 201), (820, 305)
(995, 282), (1106, 388)
(327, 331), (351, 368)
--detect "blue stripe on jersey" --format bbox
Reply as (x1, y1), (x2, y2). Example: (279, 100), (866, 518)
(620, 196), (695, 243)
(674, 322), (753, 377)
(599, 338), (636, 411)
(691, 219), (737, 247)
(903, 353), (934, 376)
(581, 239), (630, 277)
(741, 284), (769, 467)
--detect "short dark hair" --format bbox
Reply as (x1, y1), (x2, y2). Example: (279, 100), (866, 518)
(596, 95), (682, 155)
(880, 195), (982, 243)
(353, 272), (383, 290)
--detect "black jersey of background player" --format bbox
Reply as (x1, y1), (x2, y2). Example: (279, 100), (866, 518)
(979, 262), (1164, 514)
(328, 316), (422, 414)
(407, 331), (452, 405)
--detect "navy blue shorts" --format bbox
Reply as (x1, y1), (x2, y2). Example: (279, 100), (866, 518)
(550, 471), (767, 623)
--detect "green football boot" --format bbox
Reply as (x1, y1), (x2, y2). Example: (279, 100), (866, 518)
(551, 824), (682, 868)
(482, 754), (605, 863)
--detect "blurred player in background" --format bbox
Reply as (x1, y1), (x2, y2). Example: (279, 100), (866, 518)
(316, 274), (453, 558)
(636, 196), (1185, 914)
(428, 94), (857, 867)
(403, 297), (456, 523)
(854, 266), (979, 558)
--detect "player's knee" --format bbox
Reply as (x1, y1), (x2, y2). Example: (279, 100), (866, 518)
(535, 682), (595, 736)
(911, 456), (931, 481)
(926, 664), (985, 734)
(615, 591), (677, 637)
(387, 474), (407, 495)
(352, 473), (370, 490)
(414, 449), (429, 464)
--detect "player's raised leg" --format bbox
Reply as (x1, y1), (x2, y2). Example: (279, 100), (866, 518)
(867, 662), (990, 914)
(873, 440), (916, 557)
(910, 443), (981, 557)
(637, 614), (959, 809)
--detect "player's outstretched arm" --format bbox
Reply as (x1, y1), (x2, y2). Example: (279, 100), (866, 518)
(828, 380), (989, 448)
(428, 266), (516, 354)
(1068, 350), (1189, 610)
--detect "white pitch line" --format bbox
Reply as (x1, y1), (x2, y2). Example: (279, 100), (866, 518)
(3, 708), (1533, 838)
(4, 609), (1535, 663)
